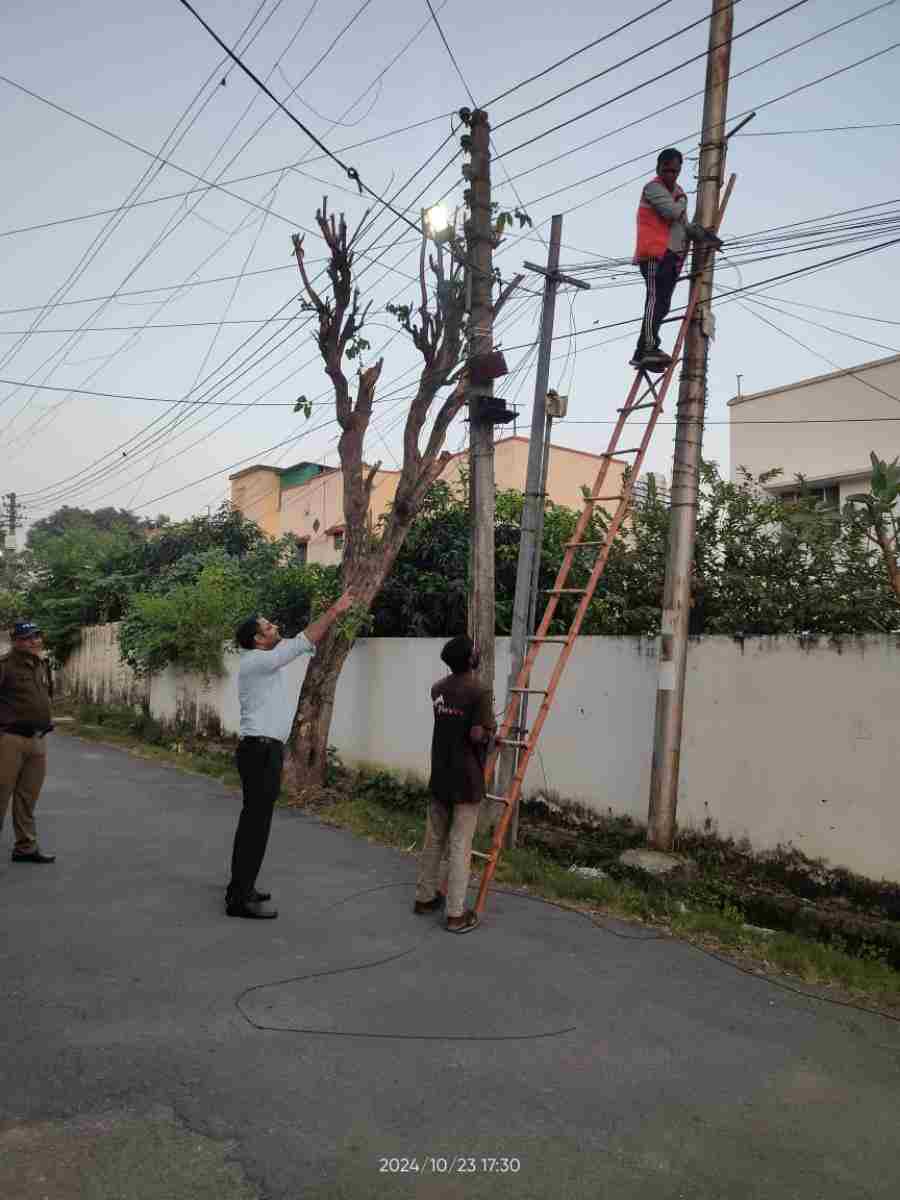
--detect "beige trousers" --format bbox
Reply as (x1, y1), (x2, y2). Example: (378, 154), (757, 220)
(416, 799), (480, 918)
(0, 733), (48, 854)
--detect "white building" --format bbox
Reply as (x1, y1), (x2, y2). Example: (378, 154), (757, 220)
(728, 353), (900, 505)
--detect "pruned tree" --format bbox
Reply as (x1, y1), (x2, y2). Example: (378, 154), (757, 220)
(285, 199), (502, 796)
(845, 452), (900, 604)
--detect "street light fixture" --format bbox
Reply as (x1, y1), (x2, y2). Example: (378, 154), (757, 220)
(422, 203), (454, 244)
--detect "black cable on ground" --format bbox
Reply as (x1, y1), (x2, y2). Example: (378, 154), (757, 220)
(232, 879), (900, 1042)
(233, 880), (577, 1040)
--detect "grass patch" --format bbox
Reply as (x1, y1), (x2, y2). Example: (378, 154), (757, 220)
(670, 907), (900, 1005)
(55, 698), (242, 789)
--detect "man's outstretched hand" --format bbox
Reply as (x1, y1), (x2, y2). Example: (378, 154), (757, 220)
(332, 590), (355, 617)
(304, 589), (357, 645)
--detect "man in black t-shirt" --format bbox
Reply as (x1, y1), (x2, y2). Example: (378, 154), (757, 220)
(415, 635), (495, 933)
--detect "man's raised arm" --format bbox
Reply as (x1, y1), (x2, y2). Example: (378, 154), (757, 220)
(303, 590), (355, 646)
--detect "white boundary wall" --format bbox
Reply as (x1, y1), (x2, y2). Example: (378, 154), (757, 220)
(61, 630), (900, 883)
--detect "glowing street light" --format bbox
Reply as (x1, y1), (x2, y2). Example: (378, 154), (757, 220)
(422, 203), (454, 244)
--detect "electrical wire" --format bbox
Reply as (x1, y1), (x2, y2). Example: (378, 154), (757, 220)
(737, 120), (900, 138)
(494, 0), (751, 132)
(750, 293), (900, 329)
(0, 380), (308, 407)
(740, 294), (899, 357)
(15, 10), (900, 516)
(492, 1), (899, 206)
(9, 13), (468, 501)
(0, 0), (282, 373)
(494, 0), (815, 154)
(20, 212), (900, 509)
(482, 0), (679, 109)
(177, 0), (424, 235)
(734, 295), (900, 406)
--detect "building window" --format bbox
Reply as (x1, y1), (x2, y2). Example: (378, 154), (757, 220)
(780, 484), (840, 510)
(333, 531), (344, 552)
(294, 539), (308, 566)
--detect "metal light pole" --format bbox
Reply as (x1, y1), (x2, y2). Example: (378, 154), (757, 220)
(496, 215), (589, 844)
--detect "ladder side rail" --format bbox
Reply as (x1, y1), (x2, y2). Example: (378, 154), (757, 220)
(477, 176), (737, 909)
(475, 347), (688, 910)
(486, 371), (647, 763)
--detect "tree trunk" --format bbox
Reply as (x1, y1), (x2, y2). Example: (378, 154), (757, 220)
(284, 556), (400, 798)
(283, 628), (354, 799)
(874, 526), (900, 604)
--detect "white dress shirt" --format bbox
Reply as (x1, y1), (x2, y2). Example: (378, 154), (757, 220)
(238, 634), (315, 743)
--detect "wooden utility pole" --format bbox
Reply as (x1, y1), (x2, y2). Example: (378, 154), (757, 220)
(647, 0), (733, 850)
(465, 110), (497, 692)
(497, 214), (589, 844)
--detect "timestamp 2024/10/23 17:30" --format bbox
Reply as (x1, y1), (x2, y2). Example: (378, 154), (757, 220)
(378, 1156), (522, 1174)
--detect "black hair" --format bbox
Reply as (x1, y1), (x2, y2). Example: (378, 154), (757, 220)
(656, 148), (683, 170)
(235, 614), (261, 650)
(440, 634), (474, 674)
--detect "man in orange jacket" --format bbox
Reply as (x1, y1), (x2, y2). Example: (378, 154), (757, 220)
(631, 148), (722, 371)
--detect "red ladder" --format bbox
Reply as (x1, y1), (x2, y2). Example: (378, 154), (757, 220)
(473, 175), (736, 916)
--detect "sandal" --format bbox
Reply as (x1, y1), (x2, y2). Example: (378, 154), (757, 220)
(446, 909), (480, 934)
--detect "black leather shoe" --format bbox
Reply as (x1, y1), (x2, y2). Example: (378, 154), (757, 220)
(226, 899), (278, 920)
(12, 850), (56, 863)
(250, 888), (271, 902)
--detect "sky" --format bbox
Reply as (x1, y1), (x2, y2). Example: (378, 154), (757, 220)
(2, 0), (900, 536)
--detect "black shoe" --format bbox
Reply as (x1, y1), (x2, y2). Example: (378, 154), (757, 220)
(446, 909), (480, 934)
(250, 888), (271, 902)
(639, 349), (673, 372)
(226, 899), (278, 920)
(12, 850), (56, 864)
(414, 894), (446, 914)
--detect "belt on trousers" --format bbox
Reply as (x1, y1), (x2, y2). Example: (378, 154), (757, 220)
(239, 735), (282, 746)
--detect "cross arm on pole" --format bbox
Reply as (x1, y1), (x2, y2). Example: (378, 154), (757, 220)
(522, 261), (591, 290)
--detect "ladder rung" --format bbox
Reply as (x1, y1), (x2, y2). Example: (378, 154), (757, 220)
(470, 850), (495, 860)
(496, 738), (530, 748)
(544, 588), (586, 594)
(589, 494), (622, 502)
(601, 448), (641, 456)
(565, 540), (604, 548)
(528, 636), (568, 643)
(618, 400), (657, 412)
(485, 793), (512, 805)
(510, 687), (547, 694)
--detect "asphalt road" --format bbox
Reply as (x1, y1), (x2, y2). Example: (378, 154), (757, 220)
(1, 733), (898, 1199)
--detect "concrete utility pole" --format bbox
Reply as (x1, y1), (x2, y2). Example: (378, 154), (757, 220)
(497, 214), (589, 844)
(465, 109), (497, 694)
(647, 0), (733, 850)
(4, 493), (16, 534)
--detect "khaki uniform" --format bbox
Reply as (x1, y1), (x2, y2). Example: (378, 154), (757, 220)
(0, 650), (53, 855)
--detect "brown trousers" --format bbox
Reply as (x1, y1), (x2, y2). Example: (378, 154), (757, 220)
(0, 733), (48, 854)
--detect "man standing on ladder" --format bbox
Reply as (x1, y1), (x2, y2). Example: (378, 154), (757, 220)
(631, 148), (723, 372)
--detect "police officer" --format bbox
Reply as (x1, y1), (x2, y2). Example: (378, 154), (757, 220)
(0, 621), (56, 863)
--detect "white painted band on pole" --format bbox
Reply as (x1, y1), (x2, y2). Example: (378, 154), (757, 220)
(658, 661), (676, 691)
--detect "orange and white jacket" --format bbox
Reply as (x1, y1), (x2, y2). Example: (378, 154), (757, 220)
(634, 177), (705, 263)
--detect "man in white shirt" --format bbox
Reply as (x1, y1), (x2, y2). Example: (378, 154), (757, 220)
(226, 592), (353, 919)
